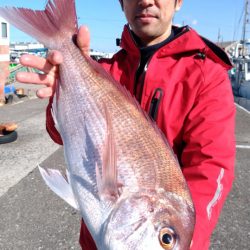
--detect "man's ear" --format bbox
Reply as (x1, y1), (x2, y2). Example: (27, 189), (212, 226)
(175, 0), (183, 12)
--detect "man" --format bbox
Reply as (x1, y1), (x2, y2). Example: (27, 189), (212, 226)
(17, 0), (236, 249)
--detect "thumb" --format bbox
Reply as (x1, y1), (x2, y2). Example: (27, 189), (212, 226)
(77, 25), (90, 56)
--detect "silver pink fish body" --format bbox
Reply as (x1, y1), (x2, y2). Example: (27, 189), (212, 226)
(0, 1), (195, 249)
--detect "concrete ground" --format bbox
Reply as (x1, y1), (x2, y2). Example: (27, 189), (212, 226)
(0, 94), (249, 250)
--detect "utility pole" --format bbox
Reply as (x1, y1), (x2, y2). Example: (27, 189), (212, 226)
(217, 28), (221, 45)
(242, 0), (249, 57)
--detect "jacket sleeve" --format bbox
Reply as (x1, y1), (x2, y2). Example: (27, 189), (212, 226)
(181, 64), (236, 249)
(46, 96), (63, 145)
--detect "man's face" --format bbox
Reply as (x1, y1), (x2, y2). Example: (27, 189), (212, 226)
(122, 0), (183, 46)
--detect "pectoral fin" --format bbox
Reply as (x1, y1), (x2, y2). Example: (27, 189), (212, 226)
(96, 105), (120, 201)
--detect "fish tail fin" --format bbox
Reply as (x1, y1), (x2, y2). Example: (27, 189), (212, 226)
(0, 0), (78, 50)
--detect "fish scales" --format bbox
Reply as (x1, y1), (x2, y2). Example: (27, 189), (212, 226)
(0, 0), (195, 249)
(60, 41), (188, 197)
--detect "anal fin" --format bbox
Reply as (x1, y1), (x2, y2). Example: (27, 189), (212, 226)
(38, 166), (79, 210)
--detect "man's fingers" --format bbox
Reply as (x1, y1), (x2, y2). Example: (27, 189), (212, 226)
(17, 28), (88, 99)
(47, 50), (64, 65)
(36, 87), (54, 99)
(19, 51), (62, 74)
(16, 72), (55, 87)
(77, 26), (90, 55)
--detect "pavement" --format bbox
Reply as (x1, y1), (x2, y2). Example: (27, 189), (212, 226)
(0, 93), (249, 250)
(210, 104), (250, 250)
(0, 95), (80, 250)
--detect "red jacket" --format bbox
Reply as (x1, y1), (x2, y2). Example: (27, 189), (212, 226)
(46, 25), (236, 250)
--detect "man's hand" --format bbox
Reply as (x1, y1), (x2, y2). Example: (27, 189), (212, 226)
(16, 26), (90, 99)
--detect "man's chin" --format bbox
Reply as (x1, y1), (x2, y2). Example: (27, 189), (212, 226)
(134, 29), (159, 42)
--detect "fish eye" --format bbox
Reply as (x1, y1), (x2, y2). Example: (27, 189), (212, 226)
(159, 227), (177, 249)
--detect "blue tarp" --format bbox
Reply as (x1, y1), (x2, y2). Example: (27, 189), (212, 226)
(4, 85), (16, 94)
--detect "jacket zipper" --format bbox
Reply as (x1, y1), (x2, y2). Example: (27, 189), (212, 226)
(129, 25), (190, 117)
(149, 88), (164, 121)
(133, 54), (141, 99)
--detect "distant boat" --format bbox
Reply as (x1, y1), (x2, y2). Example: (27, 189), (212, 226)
(230, 57), (250, 99)
(230, 0), (250, 110)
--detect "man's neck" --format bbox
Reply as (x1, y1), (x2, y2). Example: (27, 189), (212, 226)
(131, 29), (172, 48)
(131, 29), (174, 49)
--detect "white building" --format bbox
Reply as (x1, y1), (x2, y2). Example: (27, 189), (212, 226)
(0, 17), (10, 101)
(10, 42), (45, 51)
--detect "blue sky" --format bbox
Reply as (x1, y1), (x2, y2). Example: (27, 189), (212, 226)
(0, 0), (246, 52)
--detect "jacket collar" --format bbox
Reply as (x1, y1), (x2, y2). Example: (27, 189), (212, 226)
(119, 25), (232, 70)
(120, 24), (140, 57)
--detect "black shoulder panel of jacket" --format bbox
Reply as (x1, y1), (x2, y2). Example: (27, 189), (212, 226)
(200, 36), (232, 67)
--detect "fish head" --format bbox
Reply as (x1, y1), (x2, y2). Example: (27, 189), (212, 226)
(101, 189), (195, 250)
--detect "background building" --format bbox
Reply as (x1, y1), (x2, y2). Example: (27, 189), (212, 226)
(0, 17), (10, 103)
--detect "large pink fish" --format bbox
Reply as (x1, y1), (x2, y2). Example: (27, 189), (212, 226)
(0, 1), (195, 249)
